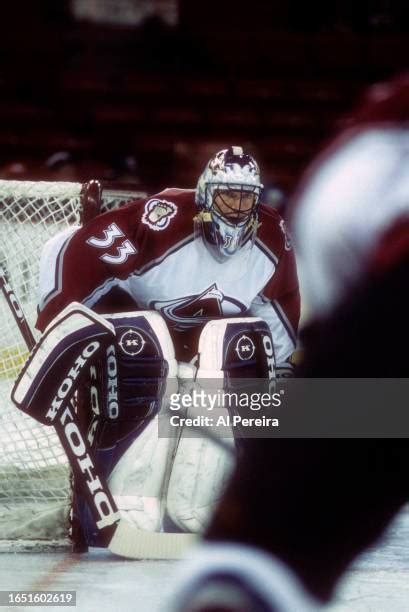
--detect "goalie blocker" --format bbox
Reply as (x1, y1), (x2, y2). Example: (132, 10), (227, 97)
(11, 304), (121, 538)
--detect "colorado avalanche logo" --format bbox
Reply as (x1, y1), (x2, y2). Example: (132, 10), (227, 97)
(142, 199), (177, 231)
(118, 329), (146, 356)
(151, 284), (247, 331)
(235, 334), (255, 361)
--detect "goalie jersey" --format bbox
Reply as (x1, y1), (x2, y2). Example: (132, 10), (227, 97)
(37, 188), (299, 363)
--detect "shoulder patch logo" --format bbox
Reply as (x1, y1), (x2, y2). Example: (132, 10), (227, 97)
(142, 199), (177, 231)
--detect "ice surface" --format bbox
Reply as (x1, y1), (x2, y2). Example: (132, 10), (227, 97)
(0, 507), (408, 611)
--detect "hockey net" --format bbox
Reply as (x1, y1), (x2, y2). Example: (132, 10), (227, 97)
(0, 180), (145, 550)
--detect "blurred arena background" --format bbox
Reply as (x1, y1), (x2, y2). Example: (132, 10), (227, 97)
(1, 0), (409, 208)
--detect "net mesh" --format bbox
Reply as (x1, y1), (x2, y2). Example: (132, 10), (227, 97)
(0, 180), (144, 549)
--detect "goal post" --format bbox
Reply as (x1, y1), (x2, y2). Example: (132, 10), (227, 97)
(0, 179), (145, 550)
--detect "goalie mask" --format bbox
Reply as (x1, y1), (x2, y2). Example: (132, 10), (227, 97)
(195, 146), (263, 262)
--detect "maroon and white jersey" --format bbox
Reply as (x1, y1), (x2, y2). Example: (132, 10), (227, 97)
(37, 188), (299, 363)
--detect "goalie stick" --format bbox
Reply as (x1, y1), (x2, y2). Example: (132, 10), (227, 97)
(0, 266), (196, 559)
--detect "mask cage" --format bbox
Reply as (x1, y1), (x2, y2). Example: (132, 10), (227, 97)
(194, 210), (259, 263)
(204, 183), (262, 227)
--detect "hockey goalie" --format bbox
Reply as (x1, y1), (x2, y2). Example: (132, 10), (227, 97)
(12, 146), (299, 549)
(11, 303), (280, 547)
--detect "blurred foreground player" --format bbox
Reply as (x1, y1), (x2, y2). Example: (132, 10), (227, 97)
(35, 147), (299, 543)
(170, 76), (409, 610)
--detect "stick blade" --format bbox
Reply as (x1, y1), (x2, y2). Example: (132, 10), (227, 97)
(108, 520), (198, 560)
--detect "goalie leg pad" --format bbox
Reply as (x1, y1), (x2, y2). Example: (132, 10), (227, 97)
(168, 318), (267, 532)
(107, 415), (178, 532)
(199, 316), (277, 439)
(90, 311), (177, 472)
(197, 316), (276, 381)
(166, 434), (234, 533)
(77, 415), (178, 544)
(76, 310), (178, 545)
(166, 317), (275, 533)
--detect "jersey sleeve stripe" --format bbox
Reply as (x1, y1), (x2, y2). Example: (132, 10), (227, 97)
(38, 230), (78, 312)
(130, 234), (196, 277)
(254, 238), (279, 266)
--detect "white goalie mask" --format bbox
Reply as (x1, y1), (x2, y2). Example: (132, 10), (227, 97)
(195, 146), (263, 262)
